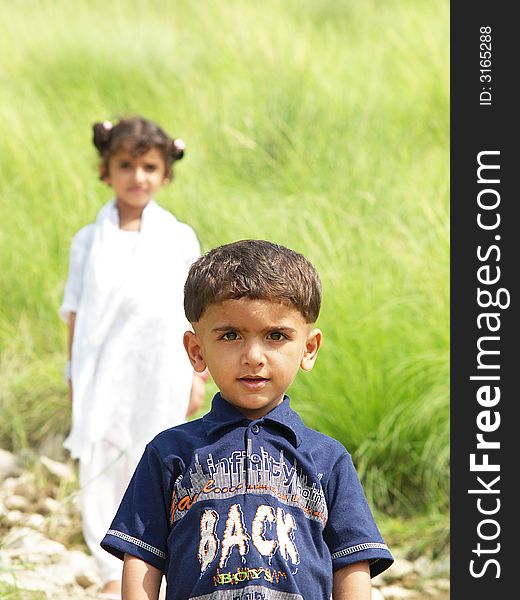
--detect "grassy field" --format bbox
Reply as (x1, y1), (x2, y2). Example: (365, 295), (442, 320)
(0, 0), (449, 544)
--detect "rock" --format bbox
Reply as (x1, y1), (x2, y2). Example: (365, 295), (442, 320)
(372, 573), (385, 587)
(12, 472), (37, 499)
(60, 549), (101, 589)
(2, 527), (67, 563)
(40, 455), (75, 483)
(413, 556), (432, 578)
(0, 566), (64, 594)
(429, 555), (450, 578)
(0, 476), (17, 494)
(25, 512), (47, 530)
(382, 585), (421, 599)
(0, 571), (16, 587)
(38, 433), (68, 463)
(4, 509), (25, 526)
(421, 582), (442, 597)
(36, 495), (62, 515)
(381, 557), (416, 581)
(434, 578), (450, 591)
(0, 553), (12, 568)
(48, 512), (74, 531)
(75, 569), (101, 589)
(41, 562), (79, 587)
(371, 587), (385, 600)
(0, 449), (20, 480)
(4, 493), (30, 512)
(414, 555), (450, 579)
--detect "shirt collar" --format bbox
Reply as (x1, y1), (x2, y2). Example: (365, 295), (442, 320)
(202, 393), (306, 447)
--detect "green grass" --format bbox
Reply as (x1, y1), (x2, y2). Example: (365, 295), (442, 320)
(0, 0), (449, 532)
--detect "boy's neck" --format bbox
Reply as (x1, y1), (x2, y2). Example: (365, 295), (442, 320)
(219, 393), (286, 421)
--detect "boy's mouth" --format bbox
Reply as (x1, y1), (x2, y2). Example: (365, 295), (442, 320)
(238, 376), (269, 389)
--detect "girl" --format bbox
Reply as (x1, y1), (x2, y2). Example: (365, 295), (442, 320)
(60, 116), (207, 598)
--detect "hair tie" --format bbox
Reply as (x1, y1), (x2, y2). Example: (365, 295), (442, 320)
(173, 139), (185, 152)
(102, 121), (113, 131)
(172, 138), (185, 160)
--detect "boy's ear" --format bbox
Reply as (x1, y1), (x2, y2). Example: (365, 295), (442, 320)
(300, 328), (322, 372)
(183, 330), (207, 372)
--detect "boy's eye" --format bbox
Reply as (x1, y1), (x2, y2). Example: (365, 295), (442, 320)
(222, 332), (240, 341)
(268, 331), (287, 341)
(144, 163), (159, 171)
(119, 161), (131, 169)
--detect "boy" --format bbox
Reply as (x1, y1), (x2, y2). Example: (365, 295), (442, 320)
(101, 239), (394, 599)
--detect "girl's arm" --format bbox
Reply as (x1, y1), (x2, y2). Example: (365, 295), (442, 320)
(332, 560), (371, 600)
(122, 554), (162, 600)
(67, 312), (76, 402)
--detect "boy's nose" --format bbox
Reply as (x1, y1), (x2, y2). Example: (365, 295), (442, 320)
(242, 341), (266, 366)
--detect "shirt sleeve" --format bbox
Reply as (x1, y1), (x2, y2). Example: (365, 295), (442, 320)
(59, 225), (93, 322)
(101, 443), (177, 571)
(323, 452), (394, 577)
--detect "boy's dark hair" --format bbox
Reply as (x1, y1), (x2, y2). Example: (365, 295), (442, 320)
(92, 116), (184, 180)
(184, 240), (322, 323)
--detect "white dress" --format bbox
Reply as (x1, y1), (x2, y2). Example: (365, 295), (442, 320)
(60, 199), (200, 582)
(60, 199), (200, 463)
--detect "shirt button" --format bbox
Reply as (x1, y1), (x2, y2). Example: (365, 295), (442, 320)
(251, 424), (260, 434)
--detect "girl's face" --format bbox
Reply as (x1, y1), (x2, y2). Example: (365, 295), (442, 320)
(104, 146), (168, 211)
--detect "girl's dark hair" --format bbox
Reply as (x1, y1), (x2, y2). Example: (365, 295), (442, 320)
(92, 116), (185, 180)
(184, 240), (322, 323)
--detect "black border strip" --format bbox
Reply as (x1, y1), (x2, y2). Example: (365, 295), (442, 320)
(451, 2), (516, 596)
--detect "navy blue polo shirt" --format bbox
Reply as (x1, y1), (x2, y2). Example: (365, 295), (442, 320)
(102, 394), (393, 599)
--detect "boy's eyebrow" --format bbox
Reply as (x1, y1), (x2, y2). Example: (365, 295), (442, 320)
(210, 325), (298, 333)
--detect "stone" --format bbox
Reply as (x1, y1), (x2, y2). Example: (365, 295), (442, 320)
(0, 571), (16, 586)
(41, 562), (78, 587)
(75, 569), (101, 589)
(421, 582), (441, 596)
(429, 555), (450, 578)
(382, 586), (421, 599)
(0, 477), (17, 497)
(0, 568), (54, 592)
(61, 549), (101, 589)
(38, 433), (68, 463)
(381, 557), (416, 581)
(2, 527), (67, 563)
(37, 495), (62, 515)
(435, 578), (450, 591)
(48, 512), (74, 531)
(12, 472), (37, 499)
(371, 587), (385, 600)
(372, 573), (385, 587)
(4, 493), (30, 512)
(11, 565), (82, 596)
(40, 455), (75, 482)
(0, 448), (20, 480)
(25, 512), (47, 529)
(4, 509), (25, 526)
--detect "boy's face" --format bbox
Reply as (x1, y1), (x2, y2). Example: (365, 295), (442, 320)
(103, 146), (167, 211)
(184, 299), (322, 420)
